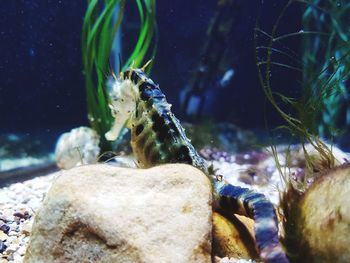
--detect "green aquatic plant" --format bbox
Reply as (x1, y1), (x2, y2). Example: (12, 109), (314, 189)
(256, 1), (350, 261)
(81, 0), (157, 150)
(302, 0), (350, 137)
(255, 0), (350, 179)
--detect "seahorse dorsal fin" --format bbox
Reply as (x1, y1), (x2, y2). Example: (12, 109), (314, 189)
(141, 59), (153, 72)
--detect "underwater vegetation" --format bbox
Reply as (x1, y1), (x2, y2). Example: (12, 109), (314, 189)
(81, 0), (157, 151)
(302, 0), (350, 138)
(255, 0), (350, 178)
(256, 1), (350, 261)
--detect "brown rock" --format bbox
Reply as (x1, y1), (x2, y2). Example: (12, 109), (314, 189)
(24, 164), (212, 263)
(212, 212), (258, 260)
(283, 164), (350, 262)
(300, 165), (350, 262)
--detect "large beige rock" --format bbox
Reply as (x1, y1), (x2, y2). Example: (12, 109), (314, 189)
(282, 164), (350, 262)
(299, 164), (350, 262)
(24, 164), (213, 263)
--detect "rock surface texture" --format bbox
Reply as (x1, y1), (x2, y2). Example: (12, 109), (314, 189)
(297, 164), (350, 262)
(55, 126), (100, 169)
(24, 164), (213, 263)
(212, 212), (258, 260)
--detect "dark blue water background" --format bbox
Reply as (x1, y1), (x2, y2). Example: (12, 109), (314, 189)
(0, 1), (312, 154)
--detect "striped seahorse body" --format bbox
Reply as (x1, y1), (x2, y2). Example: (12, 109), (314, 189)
(106, 67), (289, 263)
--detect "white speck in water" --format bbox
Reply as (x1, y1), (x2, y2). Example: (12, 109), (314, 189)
(29, 48), (35, 57)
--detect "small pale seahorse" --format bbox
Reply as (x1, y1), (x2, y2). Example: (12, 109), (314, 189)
(105, 64), (289, 263)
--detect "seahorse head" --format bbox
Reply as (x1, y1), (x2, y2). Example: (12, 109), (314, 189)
(105, 75), (139, 141)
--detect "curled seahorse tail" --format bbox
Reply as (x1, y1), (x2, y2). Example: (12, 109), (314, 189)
(218, 185), (289, 263)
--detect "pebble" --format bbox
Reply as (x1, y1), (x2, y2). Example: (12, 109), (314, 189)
(4, 236), (16, 246)
(13, 212), (28, 220)
(16, 245), (26, 256)
(4, 244), (19, 254)
(0, 232), (7, 242)
(0, 241), (7, 253)
(0, 216), (10, 223)
(0, 224), (10, 234)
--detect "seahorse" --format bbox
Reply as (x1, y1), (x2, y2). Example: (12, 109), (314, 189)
(105, 64), (289, 263)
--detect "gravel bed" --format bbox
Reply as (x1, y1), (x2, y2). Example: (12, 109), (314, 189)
(0, 172), (58, 262)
